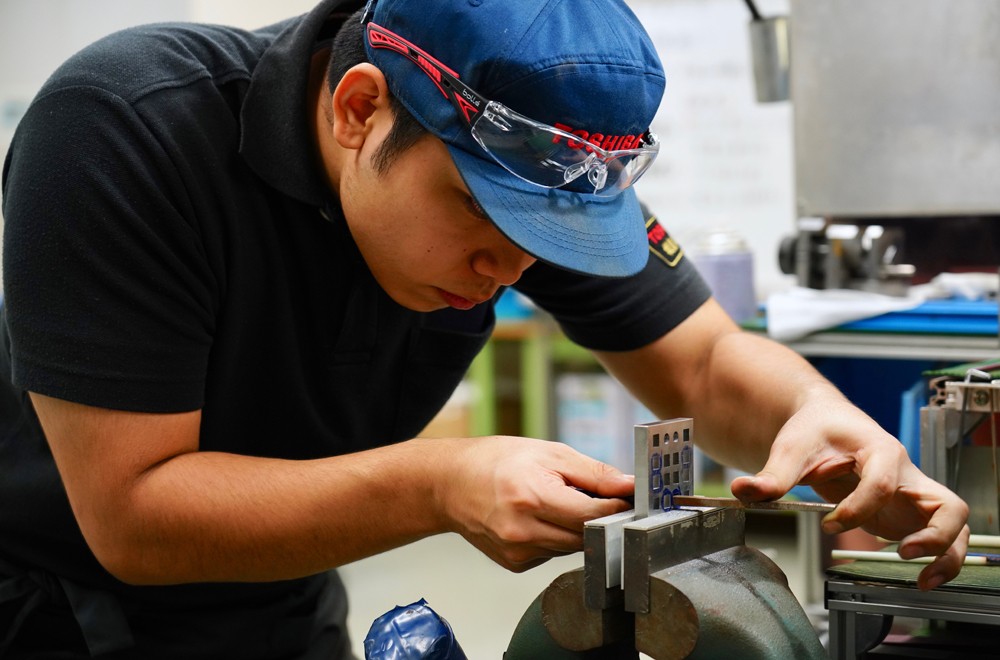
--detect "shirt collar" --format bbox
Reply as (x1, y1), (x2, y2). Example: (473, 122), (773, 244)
(239, 0), (362, 207)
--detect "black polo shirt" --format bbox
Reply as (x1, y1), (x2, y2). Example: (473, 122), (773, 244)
(0, 0), (709, 656)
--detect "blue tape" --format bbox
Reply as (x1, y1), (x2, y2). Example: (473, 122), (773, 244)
(364, 598), (468, 660)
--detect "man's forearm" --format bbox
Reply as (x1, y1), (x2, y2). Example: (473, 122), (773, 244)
(37, 390), (634, 586)
(682, 329), (847, 471)
(84, 438), (453, 585)
(594, 299), (848, 472)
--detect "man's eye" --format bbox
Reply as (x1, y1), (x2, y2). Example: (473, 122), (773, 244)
(467, 196), (488, 220)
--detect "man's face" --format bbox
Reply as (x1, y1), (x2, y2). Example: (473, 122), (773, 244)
(338, 131), (538, 312)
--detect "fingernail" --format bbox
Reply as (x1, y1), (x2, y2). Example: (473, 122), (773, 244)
(923, 573), (945, 591)
(822, 518), (844, 535)
(899, 545), (924, 560)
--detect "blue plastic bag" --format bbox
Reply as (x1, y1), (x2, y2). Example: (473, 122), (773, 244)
(364, 599), (468, 660)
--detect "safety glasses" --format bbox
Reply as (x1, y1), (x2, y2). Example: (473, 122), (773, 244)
(365, 21), (659, 197)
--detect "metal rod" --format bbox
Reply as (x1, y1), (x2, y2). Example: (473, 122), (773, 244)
(743, 0), (763, 21)
(672, 495), (835, 514)
(970, 534), (1000, 548)
(832, 549), (1000, 566)
(878, 533), (1000, 548)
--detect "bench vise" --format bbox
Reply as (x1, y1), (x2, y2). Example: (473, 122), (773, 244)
(505, 419), (826, 660)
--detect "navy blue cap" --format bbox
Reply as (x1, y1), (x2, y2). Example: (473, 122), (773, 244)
(363, 0), (665, 277)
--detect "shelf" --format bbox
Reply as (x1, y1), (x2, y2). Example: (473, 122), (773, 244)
(752, 330), (1000, 361)
(746, 299), (1000, 361)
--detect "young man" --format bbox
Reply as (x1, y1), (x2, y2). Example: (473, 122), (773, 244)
(0, 0), (968, 657)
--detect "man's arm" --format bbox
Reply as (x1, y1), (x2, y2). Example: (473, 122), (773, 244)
(592, 298), (970, 590)
(32, 392), (632, 585)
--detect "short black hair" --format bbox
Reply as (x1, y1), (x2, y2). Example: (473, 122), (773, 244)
(327, 10), (427, 174)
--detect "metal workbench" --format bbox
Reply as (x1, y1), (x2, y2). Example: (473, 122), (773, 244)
(826, 557), (1000, 659)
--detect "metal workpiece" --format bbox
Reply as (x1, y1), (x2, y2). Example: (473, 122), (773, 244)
(635, 545), (826, 660)
(583, 509), (636, 608)
(634, 418), (694, 519)
(671, 495), (836, 514)
(623, 506), (745, 615)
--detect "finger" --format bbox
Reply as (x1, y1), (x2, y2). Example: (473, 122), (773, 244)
(560, 457), (635, 500)
(499, 518), (584, 555)
(505, 557), (552, 574)
(821, 447), (906, 534)
(914, 525), (970, 590)
(501, 543), (585, 573)
(532, 523), (586, 554)
(896, 485), (971, 558)
(729, 429), (817, 502)
(537, 484), (633, 530)
(730, 470), (789, 502)
(730, 450), (823, 503)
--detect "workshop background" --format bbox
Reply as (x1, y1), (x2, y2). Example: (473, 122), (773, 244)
(3, 1), (999, 658)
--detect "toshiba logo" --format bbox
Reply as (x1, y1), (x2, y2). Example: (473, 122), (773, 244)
(551, 123), (643, 152)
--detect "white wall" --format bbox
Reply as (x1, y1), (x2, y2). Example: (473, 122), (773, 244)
(0, 0), (309, 170)
(0, 0), (185, 290)
(630, 0), (796, 298)
(0, 0), (183, 156)
(186, 0), (317, 29)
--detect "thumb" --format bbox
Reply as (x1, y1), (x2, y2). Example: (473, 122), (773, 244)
(731, 426), (812, 502)
(730, 456), (804, 502)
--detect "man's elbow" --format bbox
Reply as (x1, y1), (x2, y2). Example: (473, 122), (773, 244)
(77, 513), (185, 586)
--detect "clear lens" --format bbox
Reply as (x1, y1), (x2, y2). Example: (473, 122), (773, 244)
(474, 104), (578, 187)
(471, 102), (657, 197)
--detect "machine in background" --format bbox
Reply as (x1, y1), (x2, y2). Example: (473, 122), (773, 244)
(771, 0), (1000, 296)
(752, 2), (1000, 657)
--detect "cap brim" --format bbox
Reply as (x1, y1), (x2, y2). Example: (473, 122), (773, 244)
(447, 145), (649, 278)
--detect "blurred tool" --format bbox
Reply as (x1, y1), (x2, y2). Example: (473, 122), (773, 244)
(779, 222), (915, 297)
(878, 534), (1000, 548)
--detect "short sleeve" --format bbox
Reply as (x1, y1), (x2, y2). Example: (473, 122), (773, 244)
(2, 85), (217, 412)
(513, 208), (711, 351)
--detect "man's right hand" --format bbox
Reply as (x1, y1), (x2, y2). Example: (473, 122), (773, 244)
(432, 436), (634, 572)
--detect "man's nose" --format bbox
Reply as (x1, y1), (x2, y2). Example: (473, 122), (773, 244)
(472, 245), (537, 287)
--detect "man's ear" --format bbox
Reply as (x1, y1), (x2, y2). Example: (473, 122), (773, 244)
(331, 63), (392, 150)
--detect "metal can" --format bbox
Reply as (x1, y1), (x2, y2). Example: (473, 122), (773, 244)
(692, 229), (757, 323)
